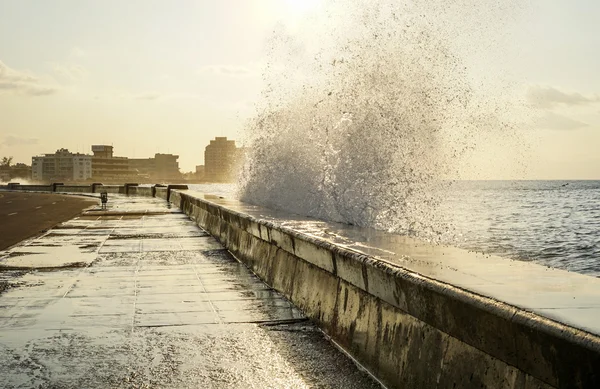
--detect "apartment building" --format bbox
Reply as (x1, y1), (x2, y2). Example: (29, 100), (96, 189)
(91, 145), (131, 181)
(32, 149), (92, 181)
(204, 137), (243, 182)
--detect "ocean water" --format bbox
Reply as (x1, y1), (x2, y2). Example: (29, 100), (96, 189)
(189, 182), (600, 277)
(439, 180), (600, 277)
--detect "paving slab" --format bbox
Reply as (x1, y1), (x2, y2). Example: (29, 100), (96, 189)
(0, 194), (381, 389)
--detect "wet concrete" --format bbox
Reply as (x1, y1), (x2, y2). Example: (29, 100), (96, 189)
(0, 195), (381, 388)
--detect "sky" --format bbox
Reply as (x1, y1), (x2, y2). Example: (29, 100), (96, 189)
(0, 0), (599, 179)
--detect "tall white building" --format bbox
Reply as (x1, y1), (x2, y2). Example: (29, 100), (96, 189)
(32, 149), (92, 181)
(73, 154), (93, 181)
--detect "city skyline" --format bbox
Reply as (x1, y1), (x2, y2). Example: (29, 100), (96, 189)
(1, 0), (599, 178)
(1, 137), (243, 183)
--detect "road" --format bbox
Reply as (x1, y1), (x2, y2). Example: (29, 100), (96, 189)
(0, 191), (97, 250)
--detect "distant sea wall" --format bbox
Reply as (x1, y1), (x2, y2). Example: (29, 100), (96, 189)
(1, 182), (146, 195)
(2, 182), (599, 389)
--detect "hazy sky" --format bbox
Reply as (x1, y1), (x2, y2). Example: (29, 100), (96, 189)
(0, 0), (598, 178)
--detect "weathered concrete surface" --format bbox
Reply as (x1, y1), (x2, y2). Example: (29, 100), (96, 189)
(0, 191), (97, 251)
(7, 184), (53, 192)
(156, 186), (168, 200)
(54, 185), (92, 193)
(127, 185), (153, 197)
(171, 190), (600, 389)
(0, 195), (381, 388)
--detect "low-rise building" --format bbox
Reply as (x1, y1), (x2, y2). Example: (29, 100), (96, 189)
(129, 153), (181, 181)
(30, 145), (183, 183)
(91, 145), (132, 181)
(32, 149), (92, 182)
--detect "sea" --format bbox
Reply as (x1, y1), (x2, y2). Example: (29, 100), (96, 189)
(189, 181), (600, 278)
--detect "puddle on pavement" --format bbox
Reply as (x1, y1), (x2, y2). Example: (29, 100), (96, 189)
(0, 245), (97, 269)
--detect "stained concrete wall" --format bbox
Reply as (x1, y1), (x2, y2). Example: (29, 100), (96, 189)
(1, 183), (168, 197)
(155, 187), (168, 200)
(168, 190), (600, 389)
(127, 186), (153, 196)
(12, 185), (52, 192)
(0, 184), (53, 191)
(56, 185), (92, 193)
(96, 185), (123, 194)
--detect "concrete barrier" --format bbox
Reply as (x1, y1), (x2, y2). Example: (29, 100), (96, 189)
(168, 190), (600, 389)
(124, 183), (139, 195)
(56, 185), (92, 193)
(166, 184), (188, 202)
(91, 183), (103, 193)
(152, 184), (165, 198)
(12, 184), (52, 192)
(155, 186), (168, 200)
(1, 183), (167, 199)
(96, 185), (122, 194)
(128, 186), (153, 196)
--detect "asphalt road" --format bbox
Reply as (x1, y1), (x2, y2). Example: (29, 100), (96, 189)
(0, 191), (97, 250)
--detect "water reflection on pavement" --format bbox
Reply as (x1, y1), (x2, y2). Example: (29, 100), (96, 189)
(0, 195), (381, 388)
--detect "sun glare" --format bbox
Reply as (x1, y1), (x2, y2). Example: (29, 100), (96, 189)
(284, 0), (322, 15)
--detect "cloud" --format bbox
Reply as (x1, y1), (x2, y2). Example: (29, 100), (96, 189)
(534, 111), (588, 131)
(198, 65), (254, 77)
(0, 60), (57, 96)
(26, 86), (56, 96)
(526, 85), (599, 109)
(135, 92), (162, 100)
(52, 63), (87, 83)
(131, 92), (206, 101)
(0, 135), (39, 147)
(70, 47), (86, 58)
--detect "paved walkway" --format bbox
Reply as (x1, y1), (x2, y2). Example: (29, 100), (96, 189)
(0, 195), (380, 388)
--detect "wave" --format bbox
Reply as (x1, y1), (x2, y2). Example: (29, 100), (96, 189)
(238, 0), (527, 241)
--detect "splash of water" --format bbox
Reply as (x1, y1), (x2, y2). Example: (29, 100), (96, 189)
(0, 177), (37, 185)
(238, 0), (526, 240)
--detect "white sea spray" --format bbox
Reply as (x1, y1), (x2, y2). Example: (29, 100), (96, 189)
(238, 0), (528, 241)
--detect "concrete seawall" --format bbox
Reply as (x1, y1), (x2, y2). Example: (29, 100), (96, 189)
(13, 184), (53, 192)
(2, 183), (599, 388)
(0, 183), (125, 194)
(155, 186), (168, 199)
(168, 190), (600, 389)
(56, 185), (93, 193)
(127, 185), (153, 196)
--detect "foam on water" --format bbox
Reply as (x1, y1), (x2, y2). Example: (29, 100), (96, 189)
(238, 0), (527, 241)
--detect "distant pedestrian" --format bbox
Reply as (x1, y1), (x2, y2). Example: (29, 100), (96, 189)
(100, 191), (108, 209)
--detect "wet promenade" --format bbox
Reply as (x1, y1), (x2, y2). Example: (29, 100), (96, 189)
(0, 194), (380, 388)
